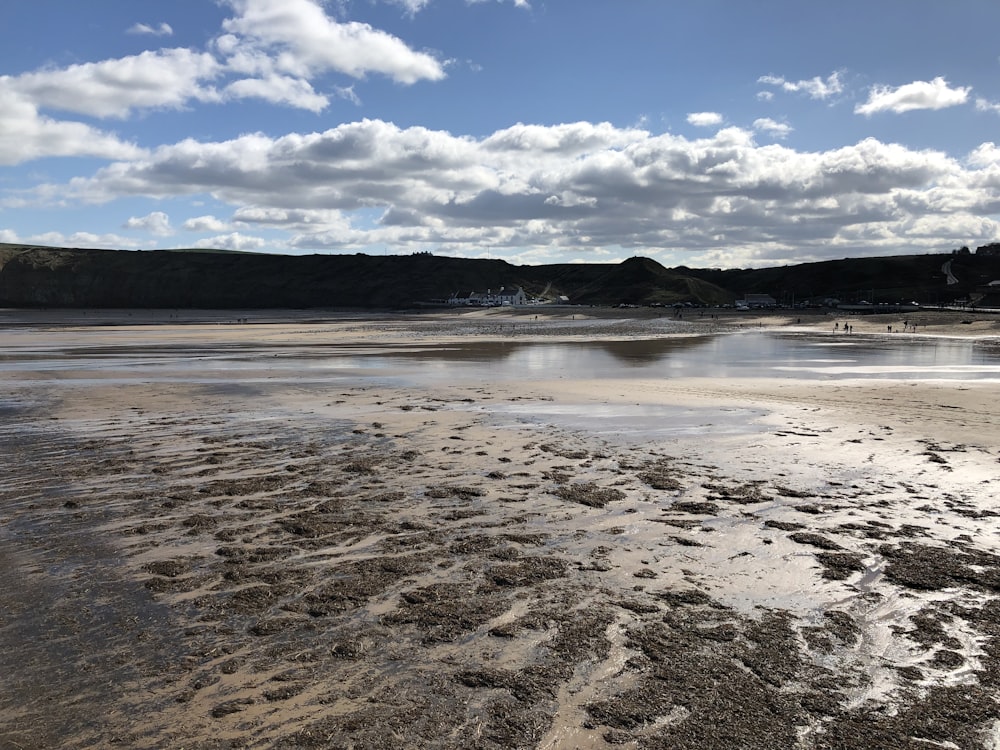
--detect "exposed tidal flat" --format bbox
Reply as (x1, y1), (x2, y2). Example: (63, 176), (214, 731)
(1, 307), (1000, 749)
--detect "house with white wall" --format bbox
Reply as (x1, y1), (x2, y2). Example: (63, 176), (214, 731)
(449, 286), (527, 306)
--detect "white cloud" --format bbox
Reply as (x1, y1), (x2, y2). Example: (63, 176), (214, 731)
(193, 232), (268, 251)
(752, 118), (792, 139)
(5, 49), (221, 119)
(224, 74), (328, 111)
(220, 0), (445, 84)
(976, 98), (1000, 116)
(855, 77), (970, 116)
(124, 211), (173, 236)
(233, 206), (349, 231)
(183, 215), (231, 232)
(378, 0), (530, 14)
(335, 85), (361, 106)
(0, 0), (450, 165)
(758, 72), (843, 100)
(57, 119), (1000, 264)
(687, 112), (723, 127)
(2, 229), (140, 249)
(967, 142), (1000, 169)
(0, 85), (145, 166)
(127, 22), (174, 37)
(385, 0), (432, 14)
(467, 0), (531, 7)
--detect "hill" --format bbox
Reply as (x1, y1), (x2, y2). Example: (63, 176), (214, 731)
(2, 243), (999, 309)
(0, 244), (730, 309)
(682, 253), (1000, 307)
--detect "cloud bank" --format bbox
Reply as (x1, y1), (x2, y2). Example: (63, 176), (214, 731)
(49, 119), (998, 266)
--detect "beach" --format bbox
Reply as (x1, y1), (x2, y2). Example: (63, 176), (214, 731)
(1, 307), (999, 749)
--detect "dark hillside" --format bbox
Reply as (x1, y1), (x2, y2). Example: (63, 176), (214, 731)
(532, 257), (733, 306)
(683, 254), (1000, 305)
(0, 245), (730, 309)
(0, 246), (527, 309)
(3, 243), (998, 309)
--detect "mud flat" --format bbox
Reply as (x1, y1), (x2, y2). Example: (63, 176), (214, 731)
(1, 308), (999, 749)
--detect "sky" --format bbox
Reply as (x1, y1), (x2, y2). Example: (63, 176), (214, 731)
(2, 0), (1000, 269)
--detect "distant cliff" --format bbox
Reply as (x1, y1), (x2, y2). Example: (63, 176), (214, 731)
(0, 245), (732, 309)
(2, 243), (999, 309)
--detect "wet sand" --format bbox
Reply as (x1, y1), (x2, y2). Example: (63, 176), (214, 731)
(1, 308), (999, 749)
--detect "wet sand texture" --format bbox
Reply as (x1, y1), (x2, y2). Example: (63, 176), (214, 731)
(1, 308), (999, 749)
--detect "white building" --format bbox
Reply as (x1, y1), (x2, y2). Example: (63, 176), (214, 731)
(449, 286), (527, 306)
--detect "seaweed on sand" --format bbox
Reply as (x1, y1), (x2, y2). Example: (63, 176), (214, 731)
(585, 616), (805, 749)
(383, 581), (512, 643)
(301, 554), (433, 617)
(553, 482), (625, 508)
(814, 552), (866, 581)
(880, 542), (1000, 592)
(638, 460), (683, 491)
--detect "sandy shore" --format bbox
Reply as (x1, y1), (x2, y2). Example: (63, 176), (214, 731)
(1, 308), (999, 749)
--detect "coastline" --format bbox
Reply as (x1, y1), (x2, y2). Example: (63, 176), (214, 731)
(1, 309), (999, 748)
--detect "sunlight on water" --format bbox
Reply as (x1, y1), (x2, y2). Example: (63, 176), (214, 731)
(2, 331), (997, 385)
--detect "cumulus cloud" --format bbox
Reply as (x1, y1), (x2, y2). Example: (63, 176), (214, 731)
(232, 206), (350, 231)
(687, 112), (723, 127)
(224, 74), (328, 111)
(855, 77), (970, 116)
(183, 215), (231, 232)
(127, 22), (174, 36)
(758, 72), (843, 100)
(193, 232), (268, 251)
(0, 0), (445, 142)
(5, 49), (221, 119)
(55, 118), (1000, 264)
(752, 118), (792, 139)
(220, 0), (445, 84)
(0, 85), (145, 166)
(0, 0), (454, 166)
(124, 211), (173, 236)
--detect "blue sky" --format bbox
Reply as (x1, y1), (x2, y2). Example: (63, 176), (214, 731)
(2, 0), (1000, 268)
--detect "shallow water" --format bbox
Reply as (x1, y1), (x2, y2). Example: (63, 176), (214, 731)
(3, 330), (998, 386)
(310, 332), (1000, 384)
(481, 400), (769, 442)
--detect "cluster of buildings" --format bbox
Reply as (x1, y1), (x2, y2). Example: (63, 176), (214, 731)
(448, 286), (527, 306)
